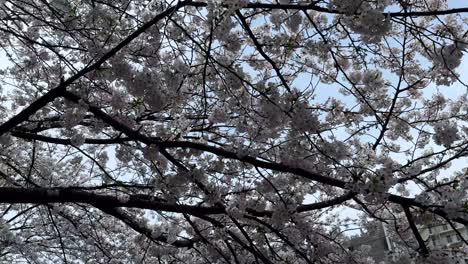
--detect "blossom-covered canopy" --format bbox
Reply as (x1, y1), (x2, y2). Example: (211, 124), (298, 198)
(0, 0), (467, 263)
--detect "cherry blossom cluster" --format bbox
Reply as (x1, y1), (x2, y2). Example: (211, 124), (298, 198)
(333, 0), (392, 42)
(432, 121), (461, 147)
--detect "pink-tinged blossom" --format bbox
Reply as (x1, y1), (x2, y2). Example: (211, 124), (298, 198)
(433, 43), (466, 70)
(430, 43), (466, 85)
(291, 102), (320, 133)
(70, 132), (86, 146)
(344, 9), (392, 43)
(432, 121), (461, 147)
(286, 12), (303, 32)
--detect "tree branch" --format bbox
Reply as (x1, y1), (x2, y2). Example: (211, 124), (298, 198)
(403, 206), (429, 257)
(0, 0), (191, 137)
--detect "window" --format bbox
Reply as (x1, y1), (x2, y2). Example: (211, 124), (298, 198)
(443, 224), (449, 231)
(429, 227), (433, 234)
(431, 237), (437, 246)
(447, 235), (453, 243)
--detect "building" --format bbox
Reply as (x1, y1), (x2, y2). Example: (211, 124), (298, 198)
(346, 222), (395, 263)
(346, 220), (468, 263)
(419, 222), (468, 263)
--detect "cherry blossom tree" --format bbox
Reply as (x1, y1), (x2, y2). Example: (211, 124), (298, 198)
(0, 0), (467, 263)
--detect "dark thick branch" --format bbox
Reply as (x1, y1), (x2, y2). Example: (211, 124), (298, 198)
(98, 207), (198, 248)
(11, 130), (130, 145)
(0, 186), (361, 221)
(159, 140), (348, 188)
(246, 191), (356, 217)
(0, 187), (224, 216)
(403, 206), (429, 256)
(189, 1), (468, 17)
(11, 125), (468, 226)
(0, 87), (65, 137)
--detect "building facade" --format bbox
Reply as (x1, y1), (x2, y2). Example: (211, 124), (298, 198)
(419, 222), (468, 263)
(346, 221), (468, 263)
(346, 222), (395, 263)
